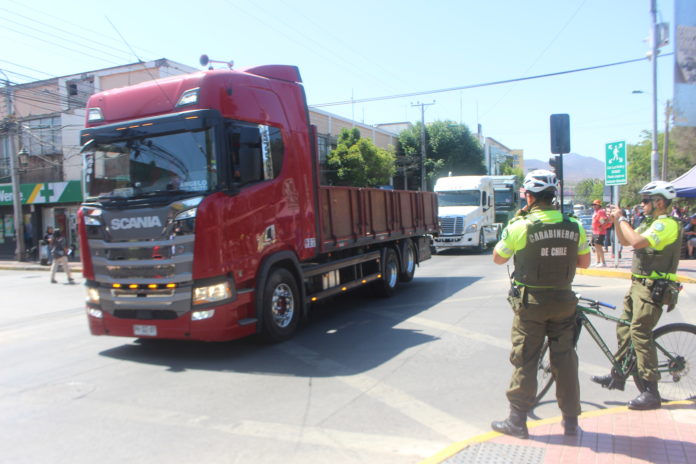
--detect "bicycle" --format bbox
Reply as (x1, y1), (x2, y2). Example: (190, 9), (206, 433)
(535, 295), (696, 405)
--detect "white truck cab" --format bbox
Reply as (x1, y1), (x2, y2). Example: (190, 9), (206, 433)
(432, 175), (499, 253)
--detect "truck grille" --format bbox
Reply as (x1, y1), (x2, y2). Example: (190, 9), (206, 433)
(106, 264), (176, 279)
(440, 217), (464, 235)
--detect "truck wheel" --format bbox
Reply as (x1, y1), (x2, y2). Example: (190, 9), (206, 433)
(399, 240), (416, 283)
(373, 248), (399, 298)
(261, 268), (300, 342)
(476, 231), (487, 253)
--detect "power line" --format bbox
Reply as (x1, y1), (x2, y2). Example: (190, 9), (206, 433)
(310, 54), (674, 107)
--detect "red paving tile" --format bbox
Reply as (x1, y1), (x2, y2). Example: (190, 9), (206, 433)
(427, 402), (696, 464)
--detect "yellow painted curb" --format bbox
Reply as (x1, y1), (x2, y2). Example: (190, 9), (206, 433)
(577, 268), (696, 284)
(420, 400), (695, 464)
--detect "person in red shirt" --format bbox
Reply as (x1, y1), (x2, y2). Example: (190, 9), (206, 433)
(591, 199), (610, 266)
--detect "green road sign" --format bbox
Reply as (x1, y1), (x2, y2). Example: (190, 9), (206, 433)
(605, 141), (627, 186)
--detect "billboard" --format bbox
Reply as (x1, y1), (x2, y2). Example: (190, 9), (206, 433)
(674, 0), (696, 127)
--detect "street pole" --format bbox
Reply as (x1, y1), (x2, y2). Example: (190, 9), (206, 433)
(1, 73), (25, 261)
(650, 0), (659, 181)
(411, 101), (434, 191)
(662, 100), (671, 181)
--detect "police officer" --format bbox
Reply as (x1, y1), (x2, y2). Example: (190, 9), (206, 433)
(592, 181), (682, 410)
(492, 170), (590, 438)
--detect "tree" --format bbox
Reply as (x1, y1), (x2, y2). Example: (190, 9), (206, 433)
(396, 120), (484, 190)
(325, 128), (396, 187)
(499, 157), (524, 186)
(575, 178), (605, 205)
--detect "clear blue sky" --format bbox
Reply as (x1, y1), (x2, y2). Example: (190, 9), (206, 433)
(0, 0), (678, 163)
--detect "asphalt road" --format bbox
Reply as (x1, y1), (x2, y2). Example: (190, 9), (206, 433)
(2, 253), (695, 464)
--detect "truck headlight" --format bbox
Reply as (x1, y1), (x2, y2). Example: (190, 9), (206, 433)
(466, 224), (478, 233)
(86, 287), (100, 304)
(192, 280), (233, 305)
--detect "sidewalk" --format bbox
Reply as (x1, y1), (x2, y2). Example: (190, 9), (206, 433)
(578, 246), (696, 284)
(424, 401), (696, 464)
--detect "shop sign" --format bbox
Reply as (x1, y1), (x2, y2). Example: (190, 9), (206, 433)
(0, 181), (83, 206)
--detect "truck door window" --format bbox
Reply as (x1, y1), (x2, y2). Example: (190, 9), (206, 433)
(226, 121), (284, 185)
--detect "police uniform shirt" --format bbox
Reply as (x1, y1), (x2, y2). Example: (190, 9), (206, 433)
(637, 215), (680, 251)
(494, 208), (590, 260)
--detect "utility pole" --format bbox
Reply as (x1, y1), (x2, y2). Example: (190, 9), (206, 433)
(411, 101), (435, 191)
(662, 100), (671, 181)
(2, 72), (25, 261)
(649, 0), (660, 181)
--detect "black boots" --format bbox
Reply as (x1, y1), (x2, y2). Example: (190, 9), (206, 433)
(591, 373), (625, 391)
(491, 408), (529, 439)
(562, 415), (579, 436)
(628, 380), (661, 410)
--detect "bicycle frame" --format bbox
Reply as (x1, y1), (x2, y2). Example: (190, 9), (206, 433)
(575, 303), (684, 381)
(575, 304), (635, 380)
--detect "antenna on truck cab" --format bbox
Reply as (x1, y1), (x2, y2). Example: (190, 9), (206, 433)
(199, 55), (234, 70)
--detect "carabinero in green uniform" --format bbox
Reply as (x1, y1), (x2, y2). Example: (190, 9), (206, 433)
(492, 170), (591, 439)
(592, 181), (683, 410)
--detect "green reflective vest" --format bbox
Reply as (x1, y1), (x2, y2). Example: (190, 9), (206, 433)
(514, 215), (580, 288)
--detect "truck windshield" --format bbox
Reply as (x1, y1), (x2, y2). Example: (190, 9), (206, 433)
(495, 189), (513, 206)
(437, 190), (480, 207)
(83, 128), (217, 199)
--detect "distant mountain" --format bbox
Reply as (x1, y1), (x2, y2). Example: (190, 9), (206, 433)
(524, 153), (604, 185)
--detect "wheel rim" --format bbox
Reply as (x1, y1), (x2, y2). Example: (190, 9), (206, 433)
(404, 246), (415, 273)
(655, 328), (696, 400)
(271, 283), (295, 328)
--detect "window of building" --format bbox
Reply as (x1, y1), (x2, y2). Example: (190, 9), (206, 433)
(20, 116), (62, 156)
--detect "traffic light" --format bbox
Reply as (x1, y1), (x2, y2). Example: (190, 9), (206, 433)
(549, 155), (563, 180)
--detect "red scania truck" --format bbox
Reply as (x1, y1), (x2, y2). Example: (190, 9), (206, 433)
(78, 64), (437, 342)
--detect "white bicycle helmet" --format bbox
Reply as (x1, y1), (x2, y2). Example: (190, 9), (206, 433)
(639, 181), (676, 200)
(522, 169), (558, 193)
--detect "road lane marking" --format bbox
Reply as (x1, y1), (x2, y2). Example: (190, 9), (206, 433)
(215, 420), (448, 458)
(279, 341), (482, 441)
(360, 308), (608, 375)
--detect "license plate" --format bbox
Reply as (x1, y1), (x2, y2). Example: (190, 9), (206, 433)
(133, 325), (157, 336)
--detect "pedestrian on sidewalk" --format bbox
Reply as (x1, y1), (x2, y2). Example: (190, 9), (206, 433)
(592, 181), (683, 410)
(49, 229), (75, 284)
(491, 170), (591, 439)
(591, 200), (610, 267)
(686, 215), (696, 259)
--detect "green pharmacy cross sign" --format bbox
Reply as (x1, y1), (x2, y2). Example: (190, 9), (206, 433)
(605, 141), (627, 186)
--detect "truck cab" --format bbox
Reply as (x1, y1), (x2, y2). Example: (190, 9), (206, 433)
(432, 176), (498, 253)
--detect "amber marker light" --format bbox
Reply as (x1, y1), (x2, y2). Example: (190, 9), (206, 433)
(147, 284), (158, 289)
(166, 283), (176, 289)
(112, 283), (122, 288)
(128, 284), (139, 289)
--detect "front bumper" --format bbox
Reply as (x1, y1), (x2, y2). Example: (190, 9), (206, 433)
(86, 290), (256, 342)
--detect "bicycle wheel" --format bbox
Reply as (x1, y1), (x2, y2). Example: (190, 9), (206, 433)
(648, 323), (696, 401)
(534, 340), (555, 405)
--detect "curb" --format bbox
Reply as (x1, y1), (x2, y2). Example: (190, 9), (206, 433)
(577, 267), (696, 284)
(420, 400), (696, 464)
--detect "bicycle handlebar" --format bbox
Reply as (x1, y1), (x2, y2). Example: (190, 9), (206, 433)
(577, 295), (617, 310)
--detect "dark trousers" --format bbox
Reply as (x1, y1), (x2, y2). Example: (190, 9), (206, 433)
(506, 288), (581, 416)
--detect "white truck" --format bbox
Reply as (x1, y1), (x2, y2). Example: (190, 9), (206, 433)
(432, 175), (499, 253)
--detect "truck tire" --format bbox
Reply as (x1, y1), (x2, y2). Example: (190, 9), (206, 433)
(476, 231), (487, 254)
(373, 247), (399, 298)
(398, 239), (416, 283)
(261, 268), (300, 342)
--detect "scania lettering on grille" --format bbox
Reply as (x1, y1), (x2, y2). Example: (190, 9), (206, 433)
(110, 216), (163, 230)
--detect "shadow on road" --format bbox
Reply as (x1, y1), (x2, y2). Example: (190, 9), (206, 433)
(99, 275), (481, 376)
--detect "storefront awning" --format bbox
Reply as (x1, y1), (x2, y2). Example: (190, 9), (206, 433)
(0, 181), (83, 205)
